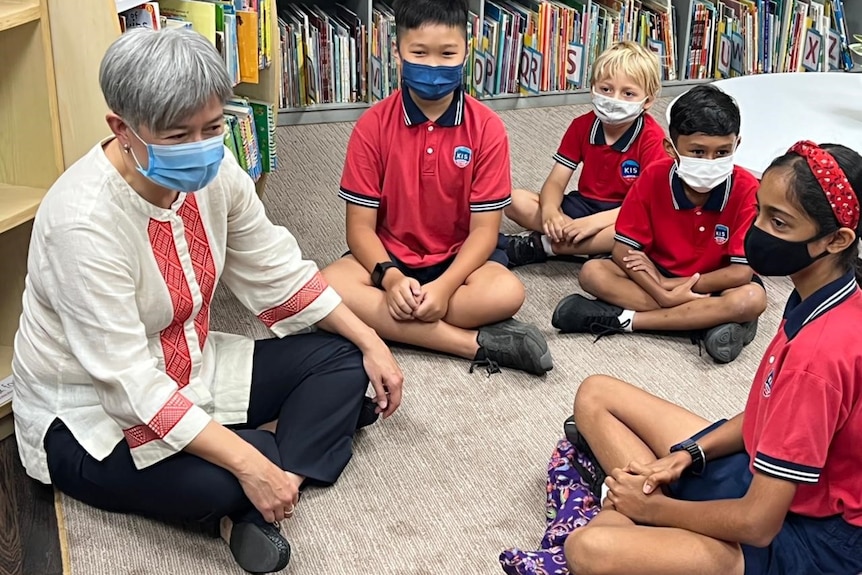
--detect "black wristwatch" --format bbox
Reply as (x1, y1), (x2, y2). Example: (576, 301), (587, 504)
(669, 438), (706, 476)
(371, 261), (398, 289)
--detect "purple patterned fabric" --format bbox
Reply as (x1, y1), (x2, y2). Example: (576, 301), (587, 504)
(499, 438), (601, 575)
(499, 547), (568, 575)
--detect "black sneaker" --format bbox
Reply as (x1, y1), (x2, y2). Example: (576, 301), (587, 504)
(228, 521), (291, 574)
(699, 323), (745, 364)
(552, 294), (627, 339)
(356, 396), (380, 430)
(742, 318), (758, 346)
(475, 319), (553, 375)
(563, 416), (607, 500)
(504, 231), (547, 267)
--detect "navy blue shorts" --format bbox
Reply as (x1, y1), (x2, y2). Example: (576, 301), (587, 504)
(561, 191), (621, 219)
(668, 421), (862, 575)
(344, 249), (509, 286)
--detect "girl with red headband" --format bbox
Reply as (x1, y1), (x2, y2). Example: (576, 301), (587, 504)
(556, 141), (862, 575)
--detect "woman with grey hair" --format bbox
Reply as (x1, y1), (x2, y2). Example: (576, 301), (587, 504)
(12, 28), (403, 573)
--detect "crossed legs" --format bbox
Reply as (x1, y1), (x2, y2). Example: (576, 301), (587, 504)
(563, 375), (745, 575)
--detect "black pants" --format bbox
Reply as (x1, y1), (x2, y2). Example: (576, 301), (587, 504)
(45, 332), (368, 527)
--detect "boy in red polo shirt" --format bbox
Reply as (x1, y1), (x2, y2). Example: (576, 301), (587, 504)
(503, 41), (668, 265)
(322, 0), (552, 376)
(552, 85), (767, 364)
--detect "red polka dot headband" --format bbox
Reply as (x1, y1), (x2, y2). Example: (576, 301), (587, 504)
(789, 140), (859, 230)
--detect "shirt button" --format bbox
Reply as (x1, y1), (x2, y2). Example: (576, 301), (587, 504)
(769, 356), (775, 364)
(696, 211), (702, 216)
(427, 147), (434, 154)
(427, 125), (434, 132)
(699, 226), (705, 232)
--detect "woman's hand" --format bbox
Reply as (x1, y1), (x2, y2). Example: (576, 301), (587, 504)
(236, 454), (299, 523)
(362, 339), (403, 418)
(624, 451), (692, 495)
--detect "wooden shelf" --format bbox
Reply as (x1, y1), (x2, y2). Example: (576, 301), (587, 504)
(0, 0), (40, 32)
(0, 184), (45, 234)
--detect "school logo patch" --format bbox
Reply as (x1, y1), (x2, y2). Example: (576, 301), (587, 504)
(453, 146), (472, 168)
(620, 159), (640, 180)
(762, 369), (774, 398)
(714, 224), (730, 245)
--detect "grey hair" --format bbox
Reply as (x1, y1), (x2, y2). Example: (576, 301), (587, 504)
(99, 28), (233, 132)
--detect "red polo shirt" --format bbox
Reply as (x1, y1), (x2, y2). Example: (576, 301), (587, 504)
(614, 158), (758, 277)
(338, 88), (512, 267)
(743, 271), (862, 527)
(553, 111), (667, 203)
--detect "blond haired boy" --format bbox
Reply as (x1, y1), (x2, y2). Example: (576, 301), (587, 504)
(502, 41), (667, 264)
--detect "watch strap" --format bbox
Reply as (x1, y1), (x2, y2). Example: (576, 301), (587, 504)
(670, 439), (706, 476)
(371, 261), (397, 289)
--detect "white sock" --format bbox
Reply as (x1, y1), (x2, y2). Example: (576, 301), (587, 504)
(618, 309), (635, 331)
(540, 234), (555, 256)
(600, 483), (610, 506)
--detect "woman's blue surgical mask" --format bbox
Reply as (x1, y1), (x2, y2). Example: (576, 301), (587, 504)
(400, 59), (464, 101)
(128, 128), (225, 193)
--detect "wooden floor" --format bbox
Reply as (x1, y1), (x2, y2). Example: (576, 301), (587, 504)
(0, 436), (63, 575)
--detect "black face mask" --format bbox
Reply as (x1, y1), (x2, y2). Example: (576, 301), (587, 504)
(744, 224), (831, 277)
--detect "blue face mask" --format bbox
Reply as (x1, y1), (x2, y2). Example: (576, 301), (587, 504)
(128, 128), (225, 193)
(400, 59), (464, 101)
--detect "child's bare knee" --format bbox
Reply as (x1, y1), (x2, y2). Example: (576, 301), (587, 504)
(496, 272), (526, 315)
(573, 375), (614, 421)
(577, 260), (605, 295)
(565, 527), (614, 575)
(503, 203), (519, 220)
(730, 284), (767, 323)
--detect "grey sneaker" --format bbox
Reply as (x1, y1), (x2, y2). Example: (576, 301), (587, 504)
(742, 318), (758, 346)
(552, 294), (627, 338)
(475, 319), (553, 375)
(701, 323), (745, 364)
(504, 231), (547, 267)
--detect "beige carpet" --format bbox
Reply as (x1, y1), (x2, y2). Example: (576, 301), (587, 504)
(59, 98), (792, 575)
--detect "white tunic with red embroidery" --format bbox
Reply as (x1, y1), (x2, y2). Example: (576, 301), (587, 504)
(12, 141), (341, 484)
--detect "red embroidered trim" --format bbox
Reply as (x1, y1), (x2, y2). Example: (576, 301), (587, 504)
(790, 140), (859, 229)
(148, 219), (193, 388)
(178, 196), (216, 350)
(258, 272), (329, 328)
(123, 392), (193, 449)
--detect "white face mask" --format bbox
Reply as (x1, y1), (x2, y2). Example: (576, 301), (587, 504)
(675, 153), (735, 194)
(591, 91), (646, 125)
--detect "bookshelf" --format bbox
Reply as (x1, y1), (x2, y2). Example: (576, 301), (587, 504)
(0, 0), (65, 440)
(275, 0), (859, 126)
(116, 1), (282, 197)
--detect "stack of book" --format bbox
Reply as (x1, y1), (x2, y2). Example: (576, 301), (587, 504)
(277, 2), (370, 108)
(683, 0), (853, 79)
(276, 0), (855, 111)
(118, 1), (278, 181)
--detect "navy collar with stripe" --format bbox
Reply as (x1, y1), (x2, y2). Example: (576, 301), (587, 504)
(669, 164), (732, 212)
(783, 269), (858, 340)
(588, 114), (644, 153)
(401, 88), (465, 127)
